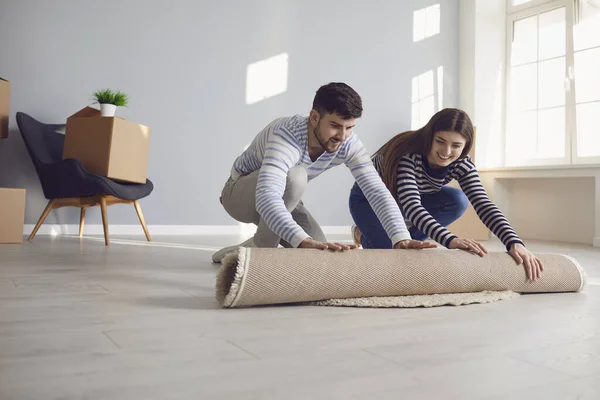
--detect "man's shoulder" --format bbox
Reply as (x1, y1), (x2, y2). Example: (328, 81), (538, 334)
(260, 115), (307, 141)
(269, 114), (307, 131)
(340, 133), (362, 152)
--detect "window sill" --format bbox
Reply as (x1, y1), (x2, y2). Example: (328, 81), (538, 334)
(478, 163), (600, 173)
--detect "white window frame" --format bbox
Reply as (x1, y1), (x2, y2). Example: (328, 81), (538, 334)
(571, 1), (600, 165)
(505, 0), (573, 166)
(505, 0), (600, 167)
(507, 0), (561, 13)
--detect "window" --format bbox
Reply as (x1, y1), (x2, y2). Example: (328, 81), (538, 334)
(508, 0), (564, 12)
(573, 0), (600, 161)
(505, 0), (600, 166)
(513, 0), (534, 5)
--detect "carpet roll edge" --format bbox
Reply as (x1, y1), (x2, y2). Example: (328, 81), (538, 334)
(559, 253), (587, 292)
(216, 247), (250, 308)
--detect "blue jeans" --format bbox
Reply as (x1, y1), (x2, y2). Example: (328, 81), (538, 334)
(348, 182), (469, 249)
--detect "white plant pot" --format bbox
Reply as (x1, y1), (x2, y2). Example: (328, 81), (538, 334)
(100, 103), (117, 117)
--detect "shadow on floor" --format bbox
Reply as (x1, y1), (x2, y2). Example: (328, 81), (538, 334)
(136, 295), (221, 310)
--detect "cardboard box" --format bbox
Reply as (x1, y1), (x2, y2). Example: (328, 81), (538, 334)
(0, 77), (10, 139)
(63, 107), (151, 184)
(0, 188), (26, 244)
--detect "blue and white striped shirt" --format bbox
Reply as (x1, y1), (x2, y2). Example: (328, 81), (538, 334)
(231, 115), (411, 248)
(373, 152), (524, 250)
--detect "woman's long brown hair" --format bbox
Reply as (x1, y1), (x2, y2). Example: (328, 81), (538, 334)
(373, 108), (475, 196)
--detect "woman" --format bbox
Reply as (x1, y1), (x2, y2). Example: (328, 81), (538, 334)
(349, 108), (543, 281)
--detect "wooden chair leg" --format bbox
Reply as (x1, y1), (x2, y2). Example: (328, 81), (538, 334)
(79, 208), (86, 237)
(29, 199), (56, 241)
(99, 196), (109, 245)
(134, 200), (151, 242)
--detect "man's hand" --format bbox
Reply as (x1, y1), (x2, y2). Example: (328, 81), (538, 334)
(299, 238), (357, 251)
(509, 243), (543, 281)
(393, 240), (438, 249)
(449, 237), (488, 257)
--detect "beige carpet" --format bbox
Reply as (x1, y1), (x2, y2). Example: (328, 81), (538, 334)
(216, 247), (586, 308)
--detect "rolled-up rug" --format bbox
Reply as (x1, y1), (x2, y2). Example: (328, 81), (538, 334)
(215, 248), (586, 308)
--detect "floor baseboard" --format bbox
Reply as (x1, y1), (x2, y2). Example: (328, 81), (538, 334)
(23, 224), (353, 236)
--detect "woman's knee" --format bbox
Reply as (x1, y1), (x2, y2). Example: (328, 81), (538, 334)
(444, 186), (469, 215)
(360, 232), (392, 249)
(350, 208), (392, 249)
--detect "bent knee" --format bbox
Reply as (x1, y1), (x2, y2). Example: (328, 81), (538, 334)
(286, 166), (307, 185)
(450, 188), (469, 214)
(284, 167), (307, 199)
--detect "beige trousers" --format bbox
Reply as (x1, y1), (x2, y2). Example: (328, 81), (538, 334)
(220, 166), (326, 248)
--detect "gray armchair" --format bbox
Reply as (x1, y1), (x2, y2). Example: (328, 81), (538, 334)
(16, 112), (154, 245)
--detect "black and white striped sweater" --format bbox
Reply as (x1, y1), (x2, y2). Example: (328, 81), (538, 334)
(373, 152), (524, 250)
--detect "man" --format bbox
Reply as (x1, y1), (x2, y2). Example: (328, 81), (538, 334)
(212, 82), (435, 263)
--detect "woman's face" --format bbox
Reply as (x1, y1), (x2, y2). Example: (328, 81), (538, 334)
(427, 130), (467, 168)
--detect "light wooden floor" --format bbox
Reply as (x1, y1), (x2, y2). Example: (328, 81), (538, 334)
(0, 234), (598, 400)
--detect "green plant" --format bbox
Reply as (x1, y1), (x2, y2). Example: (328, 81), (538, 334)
(92, 89), (129, 107)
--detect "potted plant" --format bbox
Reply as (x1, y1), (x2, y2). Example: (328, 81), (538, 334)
(92, 89), (129, 117)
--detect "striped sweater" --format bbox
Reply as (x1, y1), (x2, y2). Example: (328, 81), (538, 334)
(231, 115), (411, 248)
(373, 152), (524, 250)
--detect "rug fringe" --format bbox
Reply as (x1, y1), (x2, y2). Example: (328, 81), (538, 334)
(215, 247), (248, 307)
(309, 290), (520, 308)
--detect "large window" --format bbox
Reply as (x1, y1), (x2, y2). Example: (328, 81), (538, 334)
(505, 0), (600, 166)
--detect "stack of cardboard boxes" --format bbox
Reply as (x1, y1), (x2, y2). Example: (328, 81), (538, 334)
(0, 76), (27, 244)
(0, 78), (151, 244)
(63, 107), (151, 184)
(0, 188), (26, 244)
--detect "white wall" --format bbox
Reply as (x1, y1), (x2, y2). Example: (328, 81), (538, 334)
(0, 0), (461, 230)
(458, 0), (476, 117)
(459, 0), (506, 169)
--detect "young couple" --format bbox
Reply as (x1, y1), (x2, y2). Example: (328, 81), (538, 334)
(213, 82), (544, 281)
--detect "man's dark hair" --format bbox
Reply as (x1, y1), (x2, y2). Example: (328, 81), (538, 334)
(312, 82), (363, 119)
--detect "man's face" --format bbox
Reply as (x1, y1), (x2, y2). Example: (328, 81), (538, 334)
(311, 112), (356, 153)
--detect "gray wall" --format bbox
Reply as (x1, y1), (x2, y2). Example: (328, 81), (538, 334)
(0, 0), (459, 228)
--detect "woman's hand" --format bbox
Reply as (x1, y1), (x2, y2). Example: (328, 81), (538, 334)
(449, 237), (488, 257)
(509, 243), (543, 281)
(394, 240), (438, 250)
(299, 238), (357, 251)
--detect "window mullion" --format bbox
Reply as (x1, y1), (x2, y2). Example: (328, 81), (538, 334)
(566, 0), (576, 164)
(536, 14), (541, 160)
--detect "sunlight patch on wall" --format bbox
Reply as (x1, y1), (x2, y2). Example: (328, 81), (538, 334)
(437, 66), (444, 110)
(245, 53), (289, 105)
(411, 70), (435, 130)
(413, 4), (441, 42)
(411, 66), (444, 130)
